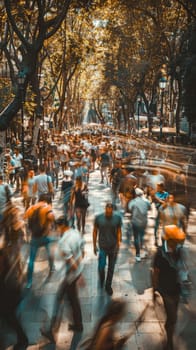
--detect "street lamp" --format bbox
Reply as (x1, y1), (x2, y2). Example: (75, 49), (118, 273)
(159, 77), (167, 141)
(17, 72), (26, 160)
(137, 96), (142, 131)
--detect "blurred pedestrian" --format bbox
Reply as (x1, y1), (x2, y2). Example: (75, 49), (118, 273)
(71, 176), (89, 234)
(99, 148), (111, 185)
(61, 170), (74, 226)
(90, 147), (97, 171)
(119, 167), (137, 212)
(24, 193), (55, 288)
(22, 169), (36, 210)
(5, 153), (16, 187)
(146, 169), (165, 197)
(152, 227), (188, 350)
(77, 298), (145, 350)
(41, 215), (85, 343)
(0, 174), (13, 223)
(1, 202), (26, 277)
(110, 160), (122, 206)
(79, 299), (127, 350)
(13, 147), (23, 192)
(33, 164), (54, 203)
(0, 237), (29, 349)
(151, 182), (169, 246)
(159, 194), (187, 242)
(93, 202), (122, 295)
(128, 188), (151, 262)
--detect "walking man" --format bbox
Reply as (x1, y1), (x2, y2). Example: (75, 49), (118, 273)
(33, 164), (54, 203)
(41, 215), (85, 343)
(152, 227), (187, 350)
(128, 188), (151, 262)
(93, 202), (122, 295)
(110, 160), (122, 206)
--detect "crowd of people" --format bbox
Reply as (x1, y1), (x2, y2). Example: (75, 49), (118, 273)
(0, 131), (192, 350)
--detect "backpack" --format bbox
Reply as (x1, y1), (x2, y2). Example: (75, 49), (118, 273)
(28, 206), (46, 238)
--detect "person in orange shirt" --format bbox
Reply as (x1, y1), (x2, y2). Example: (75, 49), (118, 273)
(24, 193), (56, 288)
(22, 169), (36, 210)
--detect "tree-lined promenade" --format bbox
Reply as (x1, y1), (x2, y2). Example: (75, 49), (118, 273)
(0, 0), (196, 150)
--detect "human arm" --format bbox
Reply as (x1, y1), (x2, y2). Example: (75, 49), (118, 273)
(69, 186), (75, 209)
(41, 206), (55, 226)
(117, 226), (122, 249)
(93, 223), (98, 255)
(33, 180), (38, 196)
(47, 176), (54, 194)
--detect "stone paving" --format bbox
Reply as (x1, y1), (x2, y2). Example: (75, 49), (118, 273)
(1, 169), (196, 350)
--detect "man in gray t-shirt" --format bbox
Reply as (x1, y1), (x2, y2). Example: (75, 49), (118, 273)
(128, 188), (151, 262)
(93, 203), (122, 295)
(33, 164), (54, 202)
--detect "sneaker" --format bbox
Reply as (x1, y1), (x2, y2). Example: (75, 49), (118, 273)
(141, 251), (148, 259)
(135, 256), (141, 262)
(26, 282), (32, 289)
(105, 285), (113, 296)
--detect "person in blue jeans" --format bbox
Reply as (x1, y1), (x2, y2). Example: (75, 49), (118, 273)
(151, 182), (169, 246)
(93, 202), (122, 296)
(128, 188), (151, 262)
(24, 193), (56, 288)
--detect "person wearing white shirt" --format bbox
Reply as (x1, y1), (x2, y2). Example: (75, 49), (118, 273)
(41, 215), (85, 343)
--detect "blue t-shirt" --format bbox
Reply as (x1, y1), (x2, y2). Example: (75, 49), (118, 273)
(155, 191), (169, 209)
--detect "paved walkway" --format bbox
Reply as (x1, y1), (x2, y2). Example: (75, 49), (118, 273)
(1, 169), (196, 350)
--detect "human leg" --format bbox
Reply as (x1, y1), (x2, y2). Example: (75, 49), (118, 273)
(27, 238), (39, 287)
(98, 248), (107, 287)
(105, 248), (118, 294)
(132, 224), (141, 260)
(154, 212), (160, 246)
(81, 207), (87, 234)
(66, 278), (83, 331)
(5, 311), (28, 348)
(100, 166), (104, 183)
(111, 184), (118, 205)
(41, 279), (67, 342)
(162, 294), (179, 350)
(44, 236), (55, 273)
(75, 207), (82, 231)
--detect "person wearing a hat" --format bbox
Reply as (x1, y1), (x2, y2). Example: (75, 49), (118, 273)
(152, 227), (189, 350)
(41, 215), (85, 342)
(128, 187), (151, 262)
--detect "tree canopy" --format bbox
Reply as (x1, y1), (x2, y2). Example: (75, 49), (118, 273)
(0, 0), (195, 135)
